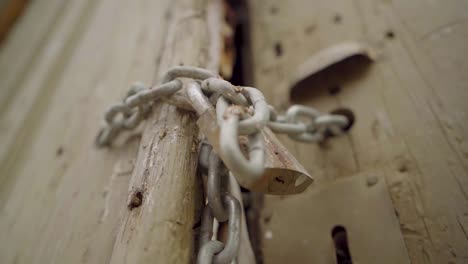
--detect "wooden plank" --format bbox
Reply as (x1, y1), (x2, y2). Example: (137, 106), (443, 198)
(0, 0), (67, 177)
(248, 0), (468, 263)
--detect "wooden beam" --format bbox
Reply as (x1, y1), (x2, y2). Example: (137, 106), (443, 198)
(109, 0), (222, 263)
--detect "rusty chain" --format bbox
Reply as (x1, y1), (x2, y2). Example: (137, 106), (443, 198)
(96, 66), (351, 263)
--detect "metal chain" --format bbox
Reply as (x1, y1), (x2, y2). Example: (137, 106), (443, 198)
(97, 66), (348, 147)
(97, 66), (349, 178)
(198, 144), (241, 264)
(96, 79), (184, 146)
(96, 66), (351, 263)
(268, 104), (349, 142)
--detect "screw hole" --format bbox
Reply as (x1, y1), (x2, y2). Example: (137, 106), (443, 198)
(333, 14), (342, 24)
(332, 225), (353, 264)
(56, 146), (64, 156)
(304, 25), (316, 35)
(274, 42), (283, 57)
(398, 164), (408, 173)
(385, 30), (395, 40)
(330, 108), (355, 132)
(270, 6), (278, 14)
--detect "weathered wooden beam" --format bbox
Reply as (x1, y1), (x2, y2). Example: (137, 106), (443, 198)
(109, 0), (223, 263)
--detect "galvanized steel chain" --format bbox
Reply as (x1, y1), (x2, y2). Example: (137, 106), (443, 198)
(198, 143), (241, 264)
(96, 67), (218, 146)
(96, 64), (350, 157)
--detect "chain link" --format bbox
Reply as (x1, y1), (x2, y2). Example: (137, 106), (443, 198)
(198, 241), (224, 264)
(198, 146), (241, 264)
(207, 151), (229, 221)
(97, 66), (352, 263)
(201, 78), (249, 106)
(219, 112), (265, 187)
(97, 66), (349, 147)
(96, 80), (183, 146)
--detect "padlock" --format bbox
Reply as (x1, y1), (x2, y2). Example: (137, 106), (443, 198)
(186, 81), (313, 195)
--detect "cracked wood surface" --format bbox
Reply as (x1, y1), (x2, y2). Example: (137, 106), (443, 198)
(0, 0), (221, 263)
(249, 0), (468, 263)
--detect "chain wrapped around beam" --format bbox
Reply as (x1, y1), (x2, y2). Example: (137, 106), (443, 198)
(97, 66), (349, 149)
(96, 66), (352, 263)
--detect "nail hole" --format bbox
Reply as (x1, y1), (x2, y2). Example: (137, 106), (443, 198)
(398, 164), (408, 173)
(270, 6), (278, 14)
(330, 108), (355, 132)
(385, 30), (395, 39)
(56, 146), (64, 156)
(328, 85), (341, 95)
(332, 225), (353, 264)
(128, 191), (143, 210)
(333, 14), (342, 24)
(274, 42), (283, 57)
(304, 25), (316, 35)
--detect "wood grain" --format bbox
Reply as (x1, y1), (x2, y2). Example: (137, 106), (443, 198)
(0, 0), (222, 263)
(248, 0), (468, 263)
(109, 0), (223, 261)
(262, 171), (410, 263)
